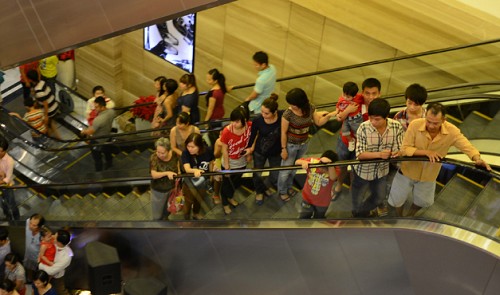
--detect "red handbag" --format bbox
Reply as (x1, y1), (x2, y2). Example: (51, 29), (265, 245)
(167, 179), (184, 214)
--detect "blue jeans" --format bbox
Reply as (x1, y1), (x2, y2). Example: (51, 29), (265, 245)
(336, 135), (355, 161)
(351, 172), (387, 217)
(341, 115), (363, 137)
(278, 142), (309, 195)
(252, 151), (281, 194)
(1, 189), (20, 220)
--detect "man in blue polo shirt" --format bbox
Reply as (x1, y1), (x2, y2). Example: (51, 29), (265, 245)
(244, 51), (276, 114)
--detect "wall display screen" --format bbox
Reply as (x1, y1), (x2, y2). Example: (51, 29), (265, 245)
(143, 14), (195, 73)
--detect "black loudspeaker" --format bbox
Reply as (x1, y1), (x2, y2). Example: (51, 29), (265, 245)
(85, 241), (122, 295)
(124, 278), (167, 295)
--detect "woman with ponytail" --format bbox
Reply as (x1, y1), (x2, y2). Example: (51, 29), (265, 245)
(204, 68), (227, 123)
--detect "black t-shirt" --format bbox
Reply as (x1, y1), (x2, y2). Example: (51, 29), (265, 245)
(248, 110), (283, 156)
(181, 146), (214, 172)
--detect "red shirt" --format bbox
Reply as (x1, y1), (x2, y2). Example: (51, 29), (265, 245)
(19, 61), (39, 83)
(340, 94), (368, 146)
(40, 238), (56, 265)
(220, 121), (252, 159)
(302, 158), (341, 207)
(209, 89), (225, 120)
(336, 94), (364, 117)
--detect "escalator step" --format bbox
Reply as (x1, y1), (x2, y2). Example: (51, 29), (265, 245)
(459, 111), (491, 140)
(464, 178), (500, 227)
(420, 174), (483, 220)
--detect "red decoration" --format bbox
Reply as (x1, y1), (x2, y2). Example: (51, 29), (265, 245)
(131, 95), (156, 122)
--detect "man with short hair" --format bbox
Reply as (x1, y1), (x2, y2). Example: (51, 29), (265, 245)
(81, 96), (116, 171)
(24, 213), (45, 282)
(388, 102), (491, 216)
(351, 99), (404, 217)
(0, 138), (19, 221)
(39, 229), (73, 295)
(335, 78), (382, 197)
(394, 83), (428, 131)
(244, 51), (276, 114)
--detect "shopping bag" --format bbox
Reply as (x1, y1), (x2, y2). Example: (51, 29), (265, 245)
(167, 179), (184, 214)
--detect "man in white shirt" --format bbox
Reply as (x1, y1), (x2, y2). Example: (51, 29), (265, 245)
(39, 229), (73, 295)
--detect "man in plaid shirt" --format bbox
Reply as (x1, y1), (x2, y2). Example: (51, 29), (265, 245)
(351, 99), (404, 217)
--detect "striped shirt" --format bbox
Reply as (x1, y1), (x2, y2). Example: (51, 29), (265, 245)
(393, 108), (426, 131)
(23, 109), (47, 134)
(354, 118), (404, 180)
(34, 80), (59, 118)
(283, 105), (315, 144)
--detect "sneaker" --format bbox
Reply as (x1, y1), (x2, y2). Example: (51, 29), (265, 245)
(348, 139), (356, 152)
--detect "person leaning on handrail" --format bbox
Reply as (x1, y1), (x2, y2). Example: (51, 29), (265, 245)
(150, 137), (179, 220)
(388, 102), (491, 217)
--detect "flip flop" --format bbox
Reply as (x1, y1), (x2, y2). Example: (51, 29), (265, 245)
(280, 194), (291, 202)
(287, 189), (297, 198)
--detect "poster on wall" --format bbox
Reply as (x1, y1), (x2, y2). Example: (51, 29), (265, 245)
(143, 14), (195, 73)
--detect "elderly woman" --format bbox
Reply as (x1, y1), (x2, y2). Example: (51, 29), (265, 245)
(150, 137), (179, 220)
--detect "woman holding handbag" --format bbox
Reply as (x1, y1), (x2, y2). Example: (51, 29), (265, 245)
(150, 137), (179, 220)
(181, 133), (214, 220)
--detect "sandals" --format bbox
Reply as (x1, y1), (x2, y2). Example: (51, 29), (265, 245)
(212, 195), (221, 205)
(280, 194), (291, 202)
(287, 189), (298, 198)
(331, 189), (342, 202)
(264, 188), (274, 197)
(223, 206), (232, 215)
(228, 198), (239, 207)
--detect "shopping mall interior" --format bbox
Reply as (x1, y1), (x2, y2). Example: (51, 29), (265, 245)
(0, 0), (499, 294)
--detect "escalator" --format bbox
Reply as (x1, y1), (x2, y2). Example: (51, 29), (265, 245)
(1, 72), (500, 294)
(2, 79), (500, 220)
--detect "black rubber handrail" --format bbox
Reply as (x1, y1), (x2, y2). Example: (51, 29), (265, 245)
(40, 38), (500, 117)
(4, 156), (498, 189)
(228, 38), (500, 91)
(3, 92), (499, 152)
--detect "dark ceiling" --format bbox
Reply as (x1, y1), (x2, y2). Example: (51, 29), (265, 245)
(0, 0), (234, 69)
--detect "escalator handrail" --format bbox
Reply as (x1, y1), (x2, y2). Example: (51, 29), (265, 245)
(5, 156), (498, 189)
(3, 91), (500, 152)
(42, 38), (500, 119)
(228, 38), (500, 91)
(316, 93), (500, 110)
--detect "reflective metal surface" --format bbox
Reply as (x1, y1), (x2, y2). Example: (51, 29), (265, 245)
(8, 218), (500, 294)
